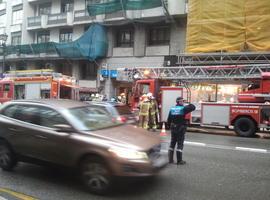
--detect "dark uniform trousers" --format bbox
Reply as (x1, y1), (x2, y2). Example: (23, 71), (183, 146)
(169, 124), (186, 163)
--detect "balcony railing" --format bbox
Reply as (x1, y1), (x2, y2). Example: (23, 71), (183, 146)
(105, 10), (124, 19)
(47, 13), (67, 25)
(28, 0), (44, 3)
(28, 16), (41, 27)
(74, 10), (95, 22)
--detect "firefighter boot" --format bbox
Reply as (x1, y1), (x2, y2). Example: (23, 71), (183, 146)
(168, 150), (174, 164)
(176, 151), (186, 165)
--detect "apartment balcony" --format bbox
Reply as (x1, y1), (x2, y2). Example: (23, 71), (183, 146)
(74, 10), (95, 24)
(27, 16), (42, 29)
(12, 0), (22, 6)
(47, 13), (67, 26)
(10, 24), (22, 33)
(0, 27), (5, 35)
(105, 11), (125, 20)
(0, 1), (6, 10)
(86, 0), (187, 22)
(28, 0), (44, 3)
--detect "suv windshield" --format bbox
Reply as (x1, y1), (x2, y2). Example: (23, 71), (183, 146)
(66, 106), (123, 131)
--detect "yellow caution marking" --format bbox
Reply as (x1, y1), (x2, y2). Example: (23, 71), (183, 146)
(0, 188), (38, 200)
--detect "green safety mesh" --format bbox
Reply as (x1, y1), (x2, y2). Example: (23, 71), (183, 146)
(1, 24), (108, 60)
(5, 42), (57, 55)
(87, 0), (163, 16)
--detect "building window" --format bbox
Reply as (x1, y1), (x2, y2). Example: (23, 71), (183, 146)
(116, 28), (134, 47)
(11, 31), (21, 45)
(61, 0), (74, 13)
(38, 3), (51, 15)
(37, 31), (50, 43)
(0, 13), (6, 27)
(148, 26), (170, 46)
(12, 9), (23, 25)
(59, 29), (73, 43)
(81, 63), (97, 80)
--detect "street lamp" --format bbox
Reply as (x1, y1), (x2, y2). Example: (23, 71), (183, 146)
(0, 33), (8, 76)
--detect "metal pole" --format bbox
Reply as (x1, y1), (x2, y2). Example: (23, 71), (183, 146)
(2, 44), (5, 74)
(107, 64), (111, 99)
(215, 84), (218, 102)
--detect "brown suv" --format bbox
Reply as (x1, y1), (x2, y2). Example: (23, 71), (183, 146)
(0, 100), (167, 194)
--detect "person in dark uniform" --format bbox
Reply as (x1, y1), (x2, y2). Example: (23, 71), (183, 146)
(167, 97), (196, 165)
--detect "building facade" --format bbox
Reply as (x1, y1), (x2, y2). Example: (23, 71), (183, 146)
(0, 0), (188, 99)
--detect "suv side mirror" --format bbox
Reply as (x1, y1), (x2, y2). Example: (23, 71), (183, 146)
(53, 124), (74, 133)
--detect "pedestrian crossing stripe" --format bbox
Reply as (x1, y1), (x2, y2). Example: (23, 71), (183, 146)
(0, 188), (37, 200)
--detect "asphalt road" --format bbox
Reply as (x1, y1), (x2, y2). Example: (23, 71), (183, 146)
(0, 132), (269, 200)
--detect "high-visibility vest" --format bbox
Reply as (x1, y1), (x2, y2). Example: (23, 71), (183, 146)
(150, 100), (159, 115)
(139, 101), (151, 116)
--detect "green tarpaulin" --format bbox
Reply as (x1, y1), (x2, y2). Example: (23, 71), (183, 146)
(1, 24), (108, 60)
(87, 0), (162, 16)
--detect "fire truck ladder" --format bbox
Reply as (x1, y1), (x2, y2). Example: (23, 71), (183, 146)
(117, 64), (270, 82)
(177, 52), (270, 66)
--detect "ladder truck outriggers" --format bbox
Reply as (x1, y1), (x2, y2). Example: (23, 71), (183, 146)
(117, 61), (270, 137)
(0, 69), (80, 103)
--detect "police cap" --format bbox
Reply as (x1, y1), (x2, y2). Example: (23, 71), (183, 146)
(176, 97), (183, 103)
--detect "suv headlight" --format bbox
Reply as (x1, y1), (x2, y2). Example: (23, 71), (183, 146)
(109, 147), (148, 160)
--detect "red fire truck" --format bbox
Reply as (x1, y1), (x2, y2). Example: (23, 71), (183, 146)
(0, 69), (79, 103)
(130, 72), (270, 137)
(237, 72), (270, 103)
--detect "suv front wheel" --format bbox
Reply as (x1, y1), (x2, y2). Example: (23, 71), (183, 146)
(0, 140), (17, 171)
(80, 156), (112, 195)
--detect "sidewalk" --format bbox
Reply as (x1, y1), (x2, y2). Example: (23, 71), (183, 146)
(187, 126), (270, 139)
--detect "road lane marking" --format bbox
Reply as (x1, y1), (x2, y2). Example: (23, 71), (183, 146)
(0, 188), (37, 200)
(161, 140), (270, 154)
(184, 141), (206, 146)
(235, 147), (268, 153)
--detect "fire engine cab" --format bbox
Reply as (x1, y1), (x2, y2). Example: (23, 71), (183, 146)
(0, 69), (79, 103)
(237, 72), (270, 103)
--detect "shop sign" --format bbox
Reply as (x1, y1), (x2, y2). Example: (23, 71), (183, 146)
(100, 70), (118, 78)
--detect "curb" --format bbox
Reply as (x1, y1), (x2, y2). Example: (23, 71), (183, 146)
(187, 127), (270, 139)
(154, 127), (270, 139)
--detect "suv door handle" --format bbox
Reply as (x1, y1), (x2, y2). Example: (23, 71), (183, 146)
(35, 135), (47, 140)
(8, 128), (22, 132)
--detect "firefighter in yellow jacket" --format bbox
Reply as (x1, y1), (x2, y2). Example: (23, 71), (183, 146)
(149, 94), (159, 131)
(139, 95), (151, 129)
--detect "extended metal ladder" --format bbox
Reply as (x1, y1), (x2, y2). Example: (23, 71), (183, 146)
(117, 64), (270, 82)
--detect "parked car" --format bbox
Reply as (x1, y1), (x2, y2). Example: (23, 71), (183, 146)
(0, 99), (167, 194)
(85, 101), (138, 124)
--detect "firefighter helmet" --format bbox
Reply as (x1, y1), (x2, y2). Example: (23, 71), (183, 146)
(146, 92), (153, 98)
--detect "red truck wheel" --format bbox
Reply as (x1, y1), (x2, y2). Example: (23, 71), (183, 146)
(234, 117), (256, 137)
